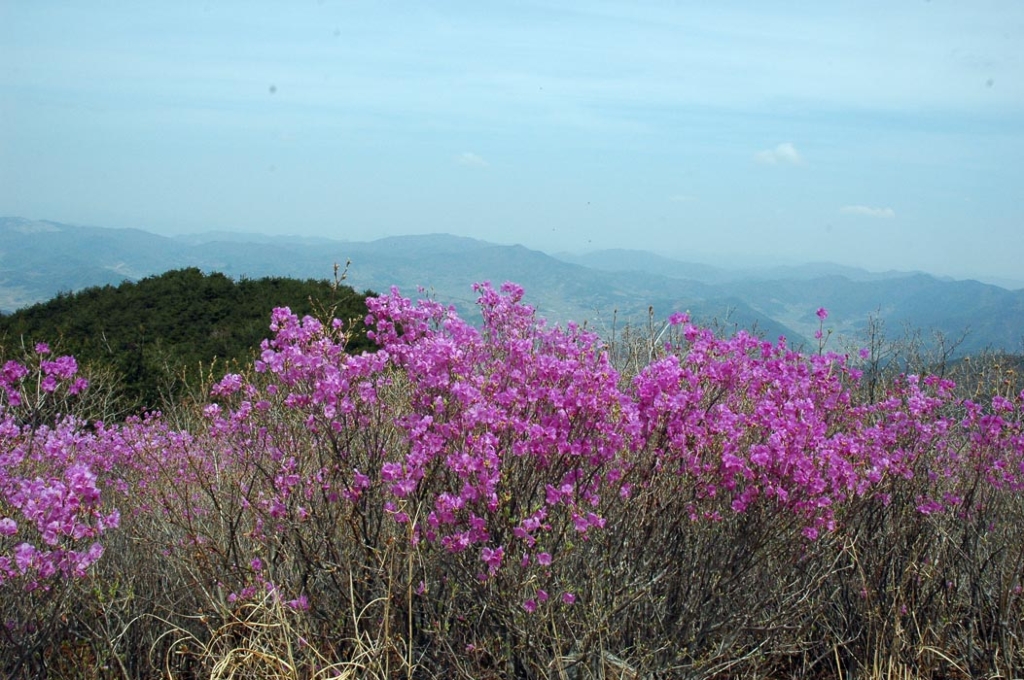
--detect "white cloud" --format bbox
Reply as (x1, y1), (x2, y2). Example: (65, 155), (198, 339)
(840, 205), (895, 219)
(456, 152), (489, 168)
(754, 142), (803, 165)
(669, 194), (696, 203)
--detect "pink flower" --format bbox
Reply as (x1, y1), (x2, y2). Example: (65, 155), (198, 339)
(211, 373), (243, 396)
(381, 462), (403, 481)
(287, 595), (309, 611)
(481, 546), (504, 573)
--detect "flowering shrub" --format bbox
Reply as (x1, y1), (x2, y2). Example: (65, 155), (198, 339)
(954, 393), (1024, 493)
(365, 283), (630, 569)
(0, 345), (122, 590)
(3, 283), (1024, 677)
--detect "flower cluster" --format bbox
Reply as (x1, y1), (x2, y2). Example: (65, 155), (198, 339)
(1, 347), (120, 588)
(199, 284), (1024, 593)
(631, 317), (964, 537)
(4, 282), (1024, 607)
(365, 283), (630, 562)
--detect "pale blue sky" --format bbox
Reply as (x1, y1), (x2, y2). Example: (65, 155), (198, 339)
(2, 1), (1022, 281)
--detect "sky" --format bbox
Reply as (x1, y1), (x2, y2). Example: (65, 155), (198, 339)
(2, 1), (1023, 283)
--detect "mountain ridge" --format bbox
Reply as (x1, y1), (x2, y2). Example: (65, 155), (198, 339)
(3, 216), (1021, 355)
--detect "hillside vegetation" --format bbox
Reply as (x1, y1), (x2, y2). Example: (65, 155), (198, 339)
(0, 268), (373, 410)
(3, 281), (1024, 678)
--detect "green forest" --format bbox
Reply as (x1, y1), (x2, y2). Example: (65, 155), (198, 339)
(0, 268), (373, 410)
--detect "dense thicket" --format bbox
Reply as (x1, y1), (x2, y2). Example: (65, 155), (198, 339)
(0, 268), (373, 410)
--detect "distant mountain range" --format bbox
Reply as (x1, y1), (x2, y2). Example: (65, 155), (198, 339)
(2, 216), (1023, 355)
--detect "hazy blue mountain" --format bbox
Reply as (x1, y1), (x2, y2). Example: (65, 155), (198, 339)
(1, 217), (187, 309)
(172, 231), (341, 247)
(733, 263), (933, 283)
(3, 216), (1021, 355)
(553, 249), (733, 284)
(554, 249), (929, 286)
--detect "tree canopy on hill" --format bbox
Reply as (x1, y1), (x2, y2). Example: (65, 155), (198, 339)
(0, 268), (374, 411)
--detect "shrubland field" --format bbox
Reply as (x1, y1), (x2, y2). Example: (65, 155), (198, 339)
(2, 278), (1024, 679)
